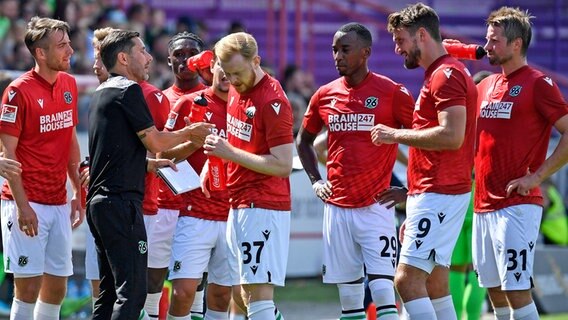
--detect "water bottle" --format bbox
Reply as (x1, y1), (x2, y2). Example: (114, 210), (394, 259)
(186, 50), (214, 72)
(443, 41), (486, 60)
(208, 156), (226, 191)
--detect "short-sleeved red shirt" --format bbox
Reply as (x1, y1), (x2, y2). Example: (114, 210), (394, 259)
(170, 87), (229, 221)
(226, 74), (294, 210)
(139, 81), (170, 215)
(158, 83), (207, 210)
(303, 72), (414, 207)
(407, 55), (477, 195)
(0, 70), (78, 204)
(475, 66), (568, 212)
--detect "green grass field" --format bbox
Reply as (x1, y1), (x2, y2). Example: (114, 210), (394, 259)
(276, 278), (568, 319)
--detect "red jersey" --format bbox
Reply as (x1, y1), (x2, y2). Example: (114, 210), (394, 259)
(158, 83), (207, 210)
(475, 66), (568, 212)
(169, 87), (230, 221)
(226, 74), (294, 210)
(140, 81), (170, 215)
(408, 55), (477, 195)
(0, 70), (78, 205)
(303, 72), (414, 208)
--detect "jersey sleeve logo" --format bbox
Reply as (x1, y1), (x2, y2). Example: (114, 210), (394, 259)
(205, 111), (213, 121)
(400, 87), (410, 96)
(165, 111), (178, 130)
(443, 68), (453, 79)
(64, 91), (73, 104)
(154, 92), (163, 103)
(7, 90), (16, 102)
(543, 77), (553, 86)
(364, 96), (378, 109)
(271, 102), (281, 115)
(0, 104), (17, 123)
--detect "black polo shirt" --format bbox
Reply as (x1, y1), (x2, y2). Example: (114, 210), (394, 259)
(88, 74), (154, 201)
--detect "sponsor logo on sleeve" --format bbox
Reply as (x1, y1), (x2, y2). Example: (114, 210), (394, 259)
(165, 111), (178, 130)
(0, 104), (18, 123)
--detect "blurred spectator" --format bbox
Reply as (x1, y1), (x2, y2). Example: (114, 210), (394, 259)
(0, 0), (19, 41)
(540, 179), (568, 246)
(148, 31), (174, 89)
(126, 2), (149, 37)
(227, 20), (245, 34)
(283, 64), (316, 104)
(288, 92), (307, 137)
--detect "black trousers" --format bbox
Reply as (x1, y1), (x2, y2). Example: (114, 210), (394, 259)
(87, 193), (148, 320)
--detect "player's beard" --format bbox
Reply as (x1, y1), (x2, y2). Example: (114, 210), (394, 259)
(488, 52), (513, 66)
(47, 57), (71, 72)
(404, 41), (421, 70)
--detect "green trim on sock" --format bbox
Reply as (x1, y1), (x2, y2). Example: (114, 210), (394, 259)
(340, 315), (366, 320)
(191, 315), (204, 320)
(138, 310), (146, 320)
(378, 310), (399, 317)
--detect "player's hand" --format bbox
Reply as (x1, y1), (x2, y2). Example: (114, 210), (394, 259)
(0, 157), (22, 180)
(442, 38), (462, 45)
(505, 171), (540, 197)
(374, 186), (408, 209)
(197, 67), (214, 86)
(183, 118), (214, 146)
(147, 158), (177, 174)
(70, 194), (85, 229)
(199, 160), (211, 199)
(203, 134), (233, 160)
(371, 124), (397, 145)
(79, 166), (90, 188)
(17, 204), (39, 237)
(399, 220), (407, 244)
(312, 180), (332, 201)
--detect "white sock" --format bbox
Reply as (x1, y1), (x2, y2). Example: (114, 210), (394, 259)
(512, 302), (539, 320)
(11, 298), (35, 320)
(404, 297), (436, 320)
(205, 309), (228, 320)
(494, 306), (511, 320)
(33, 300), (60, 320)
(274, 306), (284, 320)
(337, 283), (365, 319)
(248, 300), (275, 320)
(368, 279), (398, 319)
(431, 295), (456, 320)
(191, 289), (205, 319)
(168, 314), (191, 320)
(144, 292), (162, 319)
(229, 313), (246, 320)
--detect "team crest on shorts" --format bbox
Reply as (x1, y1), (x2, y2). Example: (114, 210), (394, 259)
(509, 85), (522, 97)
(173, 261), (181, 272)
(364, 96), (378, 109)
(18, 256), (28, 267)
(138, 241), (147, 254)
(64, 91), (73, 104)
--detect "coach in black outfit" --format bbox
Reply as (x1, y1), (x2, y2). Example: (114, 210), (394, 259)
(87, 30), (212, 320)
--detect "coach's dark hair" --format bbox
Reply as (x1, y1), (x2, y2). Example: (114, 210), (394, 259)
(100, 30), (140, 71)
(25, 16), (70, 57)
(387, 2), (442, 42)
(168, 31), (204, 53)
(337, 22), (372, 47)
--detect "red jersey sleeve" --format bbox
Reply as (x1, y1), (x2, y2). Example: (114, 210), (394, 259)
(534, 76), (568, 124)
(143, 90), (170, 130)
(393, 85), (415, 128)
(170, 95), (194, 131)
(430, 67), (468, 111)
(302, 89), (324, 135)
(262, 98), (294, 148)
(0, 86), (25, 137)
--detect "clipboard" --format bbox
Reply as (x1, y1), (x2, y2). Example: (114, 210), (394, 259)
(156, 160), (201, 195)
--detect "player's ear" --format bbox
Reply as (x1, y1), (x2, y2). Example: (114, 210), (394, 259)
(167, 56), (172, 67)
(253, 55), (261, 68)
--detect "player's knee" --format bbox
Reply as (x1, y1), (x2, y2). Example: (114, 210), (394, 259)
(14, 277), (42, 303)
(368, 278), (396, 307)
(207, 286), (231, 310)
(146, 268), (168, 292)
(171, 283), (196, 305)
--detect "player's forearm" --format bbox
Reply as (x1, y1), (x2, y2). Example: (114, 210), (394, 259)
(161, 141), (200, 161)
(534, 131), (568, 183)
(7, 175), (31, 210)
(67, 131), (82, 195)
(297, 141), (323, 185)
(394, 126), (464, 150)
(227, 147), (292, 178)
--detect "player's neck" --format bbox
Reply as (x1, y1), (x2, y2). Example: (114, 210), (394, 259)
(34, 64), (59, 85)
(252, 66), (265, 87)
(501, 56), (528, 77)
(344, 68), (369, 87)
(213, 88), (228, 102)
(175, 77), (201, 91)
(420, 43), (446, 70)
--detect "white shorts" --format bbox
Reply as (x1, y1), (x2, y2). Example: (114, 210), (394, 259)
(400, 192), (469, 273)
(144, 208), (179, 268)
(1, 200), (73, 277)
(227, 208), (290, 287)
(84, 226), (99, 280)
(322, 202), (397, 284)
(168, 216), (231, 286)
(473, 204), (541, 290)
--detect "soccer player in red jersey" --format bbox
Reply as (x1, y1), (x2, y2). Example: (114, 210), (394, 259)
(164, 56), (232, 320)
(144, 31), (208, 319)
(202, 32), (294, 320)
(473, 7), (568, 319)
(296, 23), (414, 320)
(374, 4), (478, 319)
(0, 17), (83, 320)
